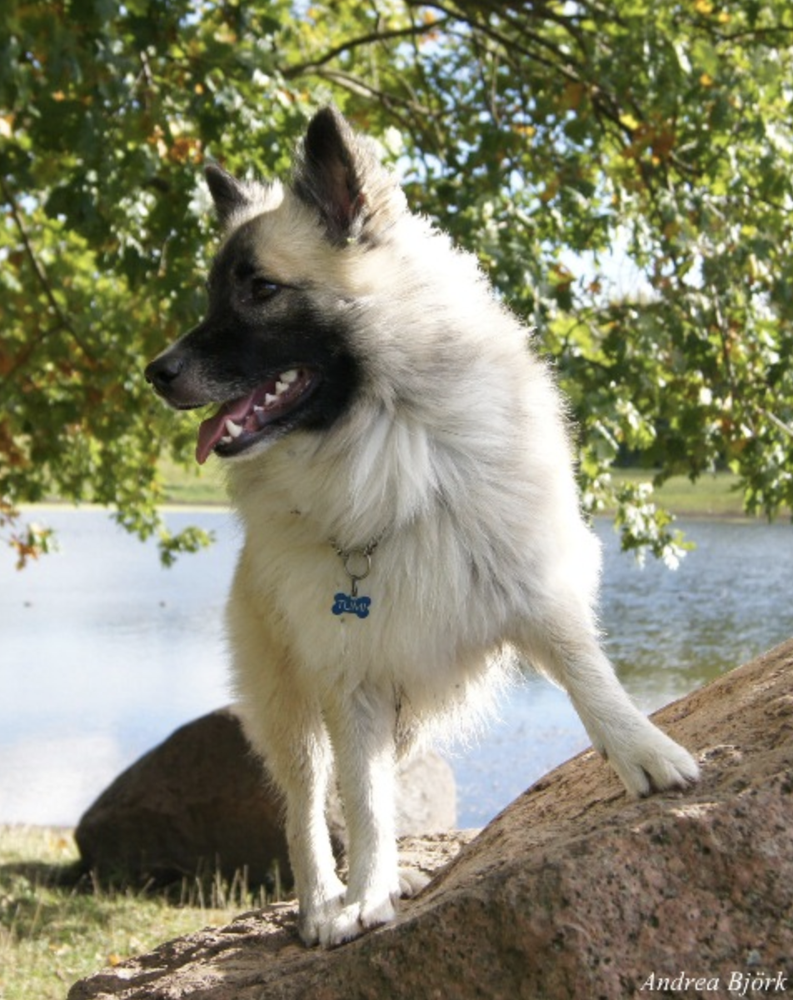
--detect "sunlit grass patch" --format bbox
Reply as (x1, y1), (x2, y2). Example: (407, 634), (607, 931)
(158, 456), (227, 506)
(0, 825), (283, 1000)
(609, 469), (751, 518)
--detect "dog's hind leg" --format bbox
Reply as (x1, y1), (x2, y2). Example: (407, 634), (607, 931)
(318, 681), (402, 947)
(515, 603), (699, 797)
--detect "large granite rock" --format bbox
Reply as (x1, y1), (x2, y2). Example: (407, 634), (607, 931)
(69, 638), (793, 1000)
(75, 707), (456, 888)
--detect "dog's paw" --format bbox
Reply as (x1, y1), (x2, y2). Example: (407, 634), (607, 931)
(604, 719), (700, 797)
(318, 890), (399, 948)
(296, 881), (347, 947)
(398, 867), (430, 898)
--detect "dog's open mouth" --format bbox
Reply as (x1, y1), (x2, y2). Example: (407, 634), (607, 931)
(195, 368), (318, 464)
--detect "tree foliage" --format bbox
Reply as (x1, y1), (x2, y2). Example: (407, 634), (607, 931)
(1, 0), (792, 566)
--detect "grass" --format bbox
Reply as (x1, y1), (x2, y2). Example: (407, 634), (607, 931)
(158, 457), (227, 506)
(605, 469), (764, 519)
(156, 460), (758, 518)
(0, 826), (280, 1000)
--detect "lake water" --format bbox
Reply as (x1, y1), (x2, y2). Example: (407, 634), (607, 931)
(1, 508), (791, 829)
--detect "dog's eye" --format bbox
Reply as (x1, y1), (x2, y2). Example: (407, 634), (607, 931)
(250, 276), (281, 302)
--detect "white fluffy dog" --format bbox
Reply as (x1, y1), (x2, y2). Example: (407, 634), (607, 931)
(145, 106), (699, 947)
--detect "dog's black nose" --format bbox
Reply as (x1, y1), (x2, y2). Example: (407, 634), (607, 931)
(145, 353), (184, 393)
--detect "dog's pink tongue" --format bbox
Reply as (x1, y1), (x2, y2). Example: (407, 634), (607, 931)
(195, 392), (255, 465)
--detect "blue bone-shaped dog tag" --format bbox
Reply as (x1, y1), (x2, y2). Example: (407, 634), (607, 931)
(331, 592), (371, 619)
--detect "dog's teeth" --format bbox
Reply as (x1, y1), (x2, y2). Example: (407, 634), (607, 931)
(225, 418), (243, 439)
(280, 369), (298, 384)
(253, 405), (264, 414)
(219, 435), (233, 445)
(264, 393), (278, 405)
(275, 381), (289, 395)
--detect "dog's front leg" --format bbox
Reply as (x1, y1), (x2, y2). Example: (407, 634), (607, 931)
(318, 683), (402, 947)
(280, 738), (348, 946)
(241, 696), (346, 946)
(228, 565), (348, 945)
(517, 609), (699, 797)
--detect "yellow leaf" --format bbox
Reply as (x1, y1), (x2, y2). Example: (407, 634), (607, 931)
(700, 73), (714, 87)
(514, 123), (536, 138)
(619, 112), (640, 132)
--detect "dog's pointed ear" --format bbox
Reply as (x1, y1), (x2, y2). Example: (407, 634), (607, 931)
(293, 107), (370, 244)
(205, 162), (251, 227)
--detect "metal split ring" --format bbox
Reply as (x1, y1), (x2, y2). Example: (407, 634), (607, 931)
(343, 550), (372, 595)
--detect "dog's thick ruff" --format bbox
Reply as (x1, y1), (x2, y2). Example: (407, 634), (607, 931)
(146, 106), (699, 948)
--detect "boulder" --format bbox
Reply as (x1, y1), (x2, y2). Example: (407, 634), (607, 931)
(69, 638), (793, 1000)
(75, 707), (456, 888)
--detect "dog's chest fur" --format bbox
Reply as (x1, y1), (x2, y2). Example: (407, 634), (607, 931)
(225, 368), (599, 732)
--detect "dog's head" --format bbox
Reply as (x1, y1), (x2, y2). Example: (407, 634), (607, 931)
(145, 107), (406, 465)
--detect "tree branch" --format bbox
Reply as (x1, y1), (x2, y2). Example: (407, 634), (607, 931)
(282, 19), (448, 79)
(411, 0), (639, 146)
(758, 407), (793, 440)
(0, 177), (96, 368)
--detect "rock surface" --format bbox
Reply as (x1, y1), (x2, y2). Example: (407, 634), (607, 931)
(69, 639), (793, 1000)
(75, 707), (456, 888)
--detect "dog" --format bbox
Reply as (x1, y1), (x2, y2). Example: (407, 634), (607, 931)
(145, 106), (699, 948)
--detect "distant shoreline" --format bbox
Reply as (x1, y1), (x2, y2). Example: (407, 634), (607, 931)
(14, 467), (791, 522)
(16, 501), (759, 520)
